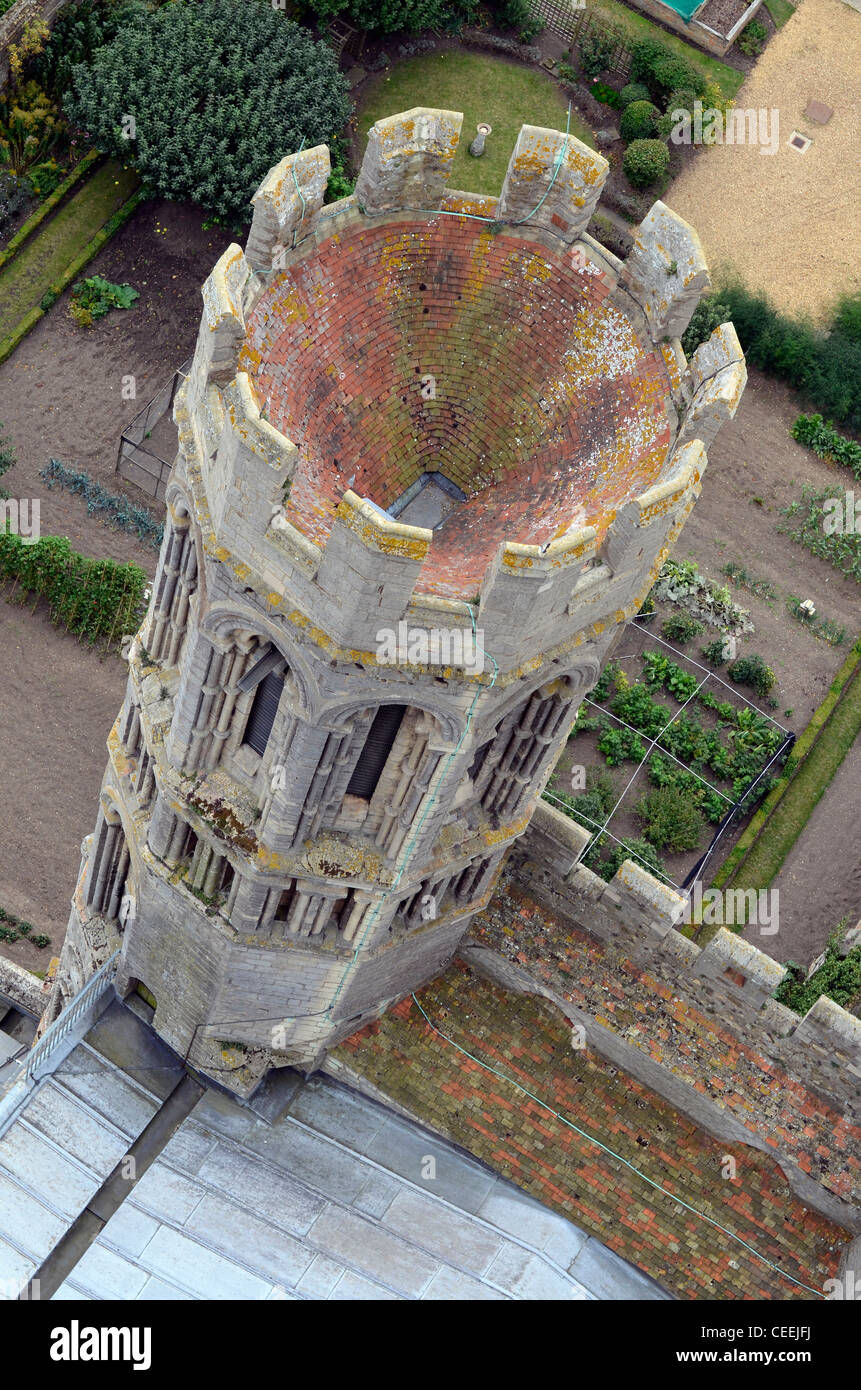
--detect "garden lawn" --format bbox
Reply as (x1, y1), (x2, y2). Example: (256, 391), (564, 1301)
(358, 51), (595, 195)
(591, 0), (745, 101)
(0, 159), (139, 345)
(764, 0), (795, 27)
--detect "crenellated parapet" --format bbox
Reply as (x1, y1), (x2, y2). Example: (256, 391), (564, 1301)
(54, 110), (746, 1092)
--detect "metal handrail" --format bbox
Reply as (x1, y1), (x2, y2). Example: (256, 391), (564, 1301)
(25, 951), (120, 1082)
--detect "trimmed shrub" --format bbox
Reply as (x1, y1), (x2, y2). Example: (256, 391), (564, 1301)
(661, 614), (705, 645)
(620, 99), (660, 143)
(65, 1), (351, 226)
(622, 138), (669, 188)
(578, 23), (625, 77)
(636, 785), (705, 852)
(727, 653), (776, 698)
(619, 81), (650, 107)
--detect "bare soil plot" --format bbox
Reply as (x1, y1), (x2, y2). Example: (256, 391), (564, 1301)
(0, 599), (127, 965)
(0, 196), (235, 571)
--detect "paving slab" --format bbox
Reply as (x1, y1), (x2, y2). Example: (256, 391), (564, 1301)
(306, 1204), (440, 1298)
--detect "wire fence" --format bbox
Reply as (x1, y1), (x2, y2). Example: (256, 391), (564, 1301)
(116, 359), (191, 500)
(544, 618), (794, 907)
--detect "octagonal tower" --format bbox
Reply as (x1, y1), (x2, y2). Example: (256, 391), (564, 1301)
(55, 110), (746, 1094)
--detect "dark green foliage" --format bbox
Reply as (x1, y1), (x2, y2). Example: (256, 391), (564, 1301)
(489, 0), (544, 39)
(661, 614), (704, 645)
(620, 99), (660, 143)
(588, 660), (619, 703)
(619, 81), (650, 107)
(775, 931), (861, 1014)
(303, 0), (484, 34)
(35, 0), (149, 96)
(791, 414), (861, 479)
(622, 138), (669, 188)
(636, 784), (704, 852)
(578, 23), (625, 77)
(591, 81), (623, 109)
(65, 1), (352, 225)
(324, 136), (355, 203)
(680, 294), (731, 358)
(611, 682), (672, 736)
(0, 527), (148, 649)
(0, 904), (50, 947)
(642, 649), (699, 701)
(701, 636), (730, 666)
(600, 836), (666, 883)
(713, 282), (861, 429)
(727, 653), (776, 698)
(597, 724), (647, 766)
(41, 459), (163, 547)
(833, 290), (861, 343)
(737, 18), (767, 55)
(629, 36), (705, 101)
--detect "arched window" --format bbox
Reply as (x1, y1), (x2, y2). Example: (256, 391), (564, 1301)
(345, 704), (407, 801)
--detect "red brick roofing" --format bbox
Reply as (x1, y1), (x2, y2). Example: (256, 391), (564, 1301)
(336, 962), (848, 1300)
(240, 218), (672, 599)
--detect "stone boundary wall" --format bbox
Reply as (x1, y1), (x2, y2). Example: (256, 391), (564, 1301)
(0, 955), (44, 1017)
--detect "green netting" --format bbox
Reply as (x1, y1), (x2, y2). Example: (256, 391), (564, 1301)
(661, 0), (705, 20)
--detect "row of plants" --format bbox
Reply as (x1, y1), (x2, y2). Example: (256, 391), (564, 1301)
(0, 905), (51, 949)
(683, 285), (861, 431)
(779, 485), (861, 582)
(721, 558), (846, 647)
(791, 413), (861, 480)
(0, 419), (14, 498)
(713, 639), (861, 895)
(0, 527), (148, 651)
(41, 458), (163, 547)
(574, 652), (783, 805)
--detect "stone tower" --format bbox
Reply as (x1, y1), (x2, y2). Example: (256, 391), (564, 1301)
(55, 109), (745, 1094)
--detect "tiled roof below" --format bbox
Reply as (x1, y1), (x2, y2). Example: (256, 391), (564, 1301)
(335, 962), (849, 1300)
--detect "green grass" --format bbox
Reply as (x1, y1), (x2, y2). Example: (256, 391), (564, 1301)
(764, 0), (795, 27)
(720, 658), (861, 896)
(591, 0), (746, 101)
(0, 160), (139, 343)
(358, 50), (595, 195)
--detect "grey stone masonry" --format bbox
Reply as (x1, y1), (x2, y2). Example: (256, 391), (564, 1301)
(49, 112), (744, 1091)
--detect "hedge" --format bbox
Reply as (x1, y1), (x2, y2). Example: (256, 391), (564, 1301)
(712, 638), (861, 888)
(0, 186), (144, 365)
(0, 150), (102, 277)
(0, 528), (148, 651)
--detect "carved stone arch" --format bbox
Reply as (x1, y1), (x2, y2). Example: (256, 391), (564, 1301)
(200, 604), (317, 720)
(323, 692), (461, 749)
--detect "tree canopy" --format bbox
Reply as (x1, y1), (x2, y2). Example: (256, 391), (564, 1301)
(65, 0), (352, 224)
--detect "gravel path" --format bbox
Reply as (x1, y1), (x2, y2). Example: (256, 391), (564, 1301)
(667, 0), (861, 324)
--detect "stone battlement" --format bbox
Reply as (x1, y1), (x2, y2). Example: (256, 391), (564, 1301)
(175, 109), (744, 679)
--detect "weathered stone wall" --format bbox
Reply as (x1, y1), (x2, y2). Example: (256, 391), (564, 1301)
(53, 112), (745, 1089)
